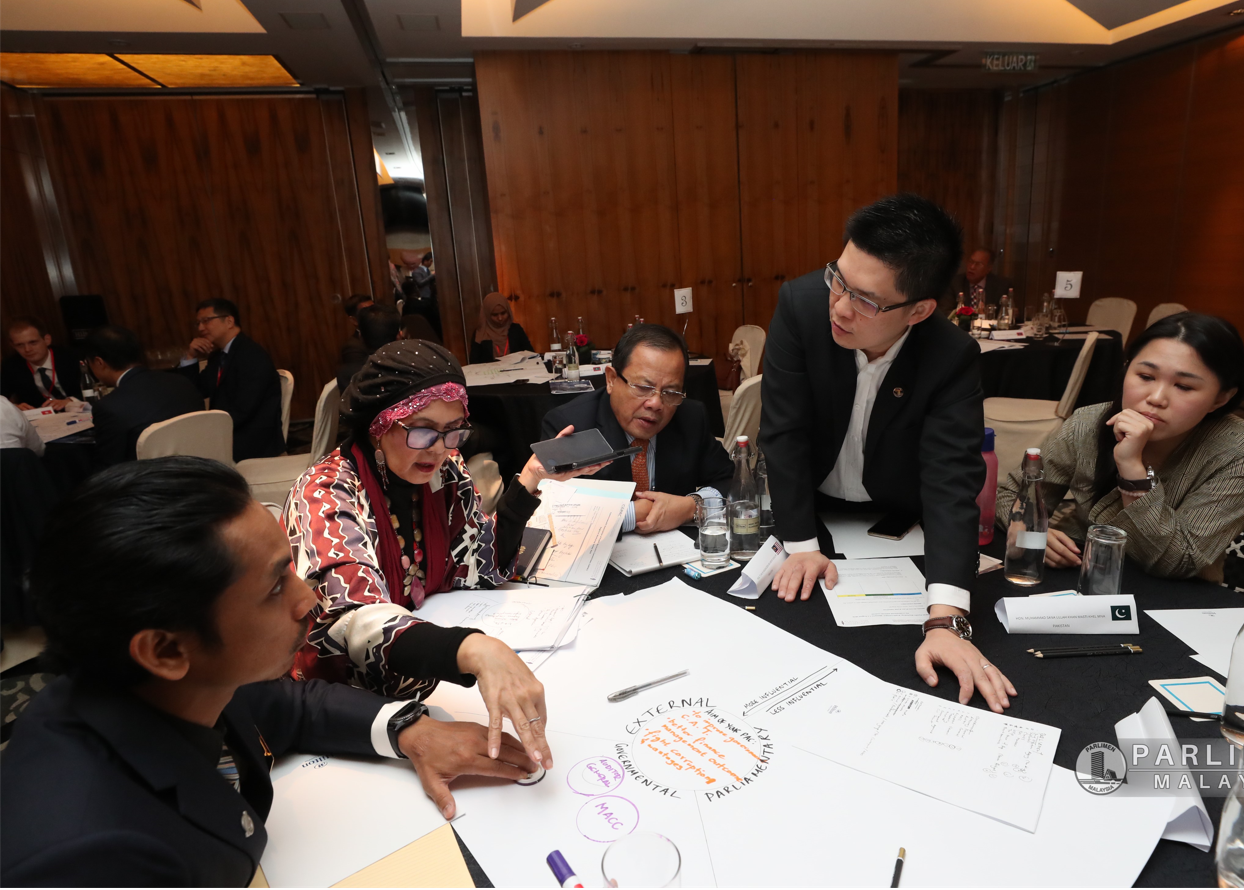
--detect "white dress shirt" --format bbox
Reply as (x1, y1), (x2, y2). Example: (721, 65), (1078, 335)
(0, 398), (45, 456)
(782, 328), (971, 613)
(620, 433), (722, 533)
(28, 352), (57, 400)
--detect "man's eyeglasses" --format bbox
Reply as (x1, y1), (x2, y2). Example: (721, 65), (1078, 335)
(826, 262), (923, 318)
(615, 372), (686, 406)
(398, 423), (473, 450)
(194, 315), (229, 328)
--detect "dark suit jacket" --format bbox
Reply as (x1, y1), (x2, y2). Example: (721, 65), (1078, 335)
(176, 333), (284, 461)
(541, 387), (733, 495)
(1, 347), (83, 407)
(468, 324), (535, 364)
(946, 272), (1013, 312)
(0, 676), (390, 887)
(760, 269), (985, 592)
(92, 366), (206, 467)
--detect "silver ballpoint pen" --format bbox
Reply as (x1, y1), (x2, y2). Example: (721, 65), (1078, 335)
(607, 669), (690, 703)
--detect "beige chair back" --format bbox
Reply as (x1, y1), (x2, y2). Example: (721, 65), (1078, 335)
(310, 380), (341, 462)
(729, 325), (767, 379)
(1085, 298), (1137, 344)
(722, 374), (763, 448)
(1147, 303), (1187, 328)
(136, 410), (233, 463)
(1055, 332), (1100, 419)
(277, 370), (295, 440)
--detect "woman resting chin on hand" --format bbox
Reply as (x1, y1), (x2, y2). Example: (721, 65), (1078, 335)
(995, 312), (1244, 582)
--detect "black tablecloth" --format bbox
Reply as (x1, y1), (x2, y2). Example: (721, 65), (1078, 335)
(981, 330), (1125, 408)
(461, 532), (1237, 888)
(467, 362), (724, 481)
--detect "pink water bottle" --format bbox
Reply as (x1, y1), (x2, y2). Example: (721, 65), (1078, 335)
(977, 427), (999, 545)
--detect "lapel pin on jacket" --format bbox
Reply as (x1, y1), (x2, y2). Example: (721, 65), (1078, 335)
(893, 387), (904, 398)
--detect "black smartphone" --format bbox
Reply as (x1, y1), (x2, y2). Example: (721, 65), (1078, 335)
(867, 513), (920, 541)
(530, 429), (642, 474)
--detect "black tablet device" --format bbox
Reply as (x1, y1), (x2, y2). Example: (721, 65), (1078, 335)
(530, 429), (642, 474)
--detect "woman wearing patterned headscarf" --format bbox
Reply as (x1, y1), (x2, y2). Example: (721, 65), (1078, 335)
(285, 340), (597, 793)
(469, 292), (534, 363)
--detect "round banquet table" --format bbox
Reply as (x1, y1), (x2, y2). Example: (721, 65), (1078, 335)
(466, 360), (724, 481)
(980, 329), (1125, 408)
(454, 532), (1237, 888)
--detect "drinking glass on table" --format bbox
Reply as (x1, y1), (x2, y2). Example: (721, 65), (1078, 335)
(602, 832), (681, 887)
(696, 496), (730, 568)
(1076, 524), (1127, 596)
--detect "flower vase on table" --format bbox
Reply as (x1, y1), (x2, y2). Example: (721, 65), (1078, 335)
(955, 305), (977, 332)
(575, 334), (594, 366)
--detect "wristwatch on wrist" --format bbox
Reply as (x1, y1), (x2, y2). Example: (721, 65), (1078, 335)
(1117, 465), (1155, 493)
(386, 701), (430, 757)
(922, 615), (973, 641)
(688, 492), (705, 523)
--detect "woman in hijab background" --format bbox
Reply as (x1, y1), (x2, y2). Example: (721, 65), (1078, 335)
(285, 341), (598, 775)
(470, 292), (534, 363)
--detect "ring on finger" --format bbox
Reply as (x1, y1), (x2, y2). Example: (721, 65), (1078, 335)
(526, 715), (544, 724)
(981, 663), (993, 670)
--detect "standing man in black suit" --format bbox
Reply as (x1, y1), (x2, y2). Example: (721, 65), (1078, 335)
(542, 324), (733, 534)
(82, 326), (204, 467)
(1, 316), (83, 410)
(946, 246), (1013, 312)
(177, 299), (285, 461)
(0, 458), (541, 886)
(761, 194), (1016, 713)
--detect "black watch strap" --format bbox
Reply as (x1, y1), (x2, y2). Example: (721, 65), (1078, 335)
(386, 701), (429, 758)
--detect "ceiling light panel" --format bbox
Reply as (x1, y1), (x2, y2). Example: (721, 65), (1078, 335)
(117, 54), (298, 87)
(0, 52), (159, 88)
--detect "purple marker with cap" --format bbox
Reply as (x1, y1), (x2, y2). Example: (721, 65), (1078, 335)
(546, 850), (584, 888)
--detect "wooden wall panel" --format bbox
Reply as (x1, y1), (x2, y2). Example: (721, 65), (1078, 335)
(989, 30), (1244, 335)
(1170, 30), (1244, 321)
(737, 52), (898, 327)
(898, 90), (1000, 256)
(196, 96), (354, 417)
(343, 88), (394, 303)
(670, 54), (743, 361)
(24, 93), (380, 419)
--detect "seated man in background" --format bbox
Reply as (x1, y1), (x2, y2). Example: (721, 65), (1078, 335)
(762, 193), (1015, 714)
(84, 325), (204, 467)
(1, 316), (82, 410)
(542, 323), (732, 534)
(338, 293), (374, 367)
(177, 299), (284, 461)
(0, 458), (543, 887)
(946, 246), (1012, 312)
(336, 303), (404, 391)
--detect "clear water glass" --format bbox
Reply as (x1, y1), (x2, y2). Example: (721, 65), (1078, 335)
(1076, 524), (1127, 596)
(1217, 773), (1244, 888)
(601, 832), (681, 887)
(696, 496), (730, 568)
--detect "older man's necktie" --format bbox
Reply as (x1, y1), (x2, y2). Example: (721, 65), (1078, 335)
(630, 438), (650, 493)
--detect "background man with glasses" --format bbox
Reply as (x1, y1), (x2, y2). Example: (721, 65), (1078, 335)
(760, 193), (1017, 715)
(178, 298), (284, 461)
(542, 324), (733, 534)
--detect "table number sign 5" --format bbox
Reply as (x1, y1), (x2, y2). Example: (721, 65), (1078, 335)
(1055, 271), (1083, 299)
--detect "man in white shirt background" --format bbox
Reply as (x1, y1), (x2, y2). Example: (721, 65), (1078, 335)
(760, 194), (1016, 714)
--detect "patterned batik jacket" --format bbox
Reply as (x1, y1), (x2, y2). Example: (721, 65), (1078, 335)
(285, 447), (511, 698)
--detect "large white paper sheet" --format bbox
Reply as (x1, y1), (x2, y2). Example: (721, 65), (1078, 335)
(433, 579), (1058, 832)
(413, 584), (589, 650)
(429, 579), (1161, 887)
(819, 512), (925, 558)
(978, 339), (1025, 352)
(261, 753), (446, 887)
(822, 557), (927, 626)
(28, 407), (93, 442)
(462, 352), (553, 387)
(1146, 608), (1244, 677)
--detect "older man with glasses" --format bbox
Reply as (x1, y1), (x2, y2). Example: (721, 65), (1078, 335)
(541, 323), (733, 534)
(760, 193), (1017, 716)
